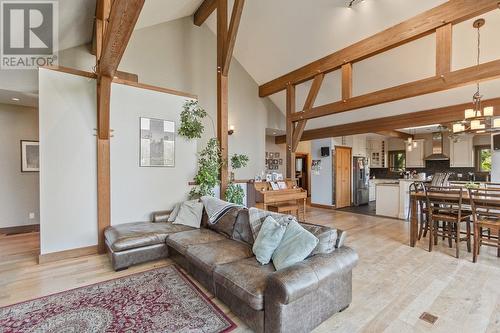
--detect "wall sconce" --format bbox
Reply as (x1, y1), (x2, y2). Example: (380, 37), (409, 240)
(228, 125), (235, 135)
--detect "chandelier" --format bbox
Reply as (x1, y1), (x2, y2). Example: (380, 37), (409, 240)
(453, 19), (500, 134)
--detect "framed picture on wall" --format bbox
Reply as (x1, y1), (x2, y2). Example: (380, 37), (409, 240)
(140, 117), (175, 167)
(21, 140), (39, 172)
(269, 153), (274, 158)
(275, 152), (280, 158)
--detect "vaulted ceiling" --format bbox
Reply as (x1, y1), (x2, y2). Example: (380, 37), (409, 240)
(3, 0), (500, 127)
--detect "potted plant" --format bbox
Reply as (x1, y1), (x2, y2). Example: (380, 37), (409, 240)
(225, 154), (249, 205)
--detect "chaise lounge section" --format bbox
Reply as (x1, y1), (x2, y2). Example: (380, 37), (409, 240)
(104, 206), (358, 333)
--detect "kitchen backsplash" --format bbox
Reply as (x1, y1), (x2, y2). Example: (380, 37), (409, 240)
(370, 160), (490, 181)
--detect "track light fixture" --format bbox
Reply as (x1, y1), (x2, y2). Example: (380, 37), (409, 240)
(348, 0), (364, 8)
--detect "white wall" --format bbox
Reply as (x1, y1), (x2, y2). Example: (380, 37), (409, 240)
(110, 83), (197, 224)
(311, 138), (334, 206)
(119, 18), (283, 180)
(39, 68), (97, 254)
(0, 104), (39, 228)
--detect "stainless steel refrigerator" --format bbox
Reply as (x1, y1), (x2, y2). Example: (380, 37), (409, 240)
(353, 157), (369, 206)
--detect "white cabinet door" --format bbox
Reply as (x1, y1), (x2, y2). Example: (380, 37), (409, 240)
(450, 135), (474, 167)
(368, 139), (386, 168)
(405, 139), (425, 167)
(352, 135), (367, 157)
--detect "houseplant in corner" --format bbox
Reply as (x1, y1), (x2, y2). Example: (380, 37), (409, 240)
(225, 154), (249, 205)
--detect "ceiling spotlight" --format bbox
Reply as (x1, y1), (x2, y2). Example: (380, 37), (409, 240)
(11, 97), (20, 101)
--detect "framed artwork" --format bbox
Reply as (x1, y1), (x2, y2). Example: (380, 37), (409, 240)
(265, 152), (269, 158)
(270, 182), (280, 190)
(21, 140), (39, 172)
(279, 159), (283, 165)
(275, 152), (280, 158)
(140, 117), (175, 167)
(273, 159), (278, 165)
(268, 152), (274, 158)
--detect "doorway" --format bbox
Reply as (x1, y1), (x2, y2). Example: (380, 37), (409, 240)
(335, 146), (352, 209)
(295, 153), (309, 195)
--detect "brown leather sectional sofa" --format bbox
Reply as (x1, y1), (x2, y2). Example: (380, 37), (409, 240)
(104, 206), (358, 333)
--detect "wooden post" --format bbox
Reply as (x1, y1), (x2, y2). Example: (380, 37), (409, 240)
(286, 84), (296, 179)
(436, 23), (452, 75)
(96, 75), (112, 253)
(341, 63), (352, 100)
(217, 0), (229, 198)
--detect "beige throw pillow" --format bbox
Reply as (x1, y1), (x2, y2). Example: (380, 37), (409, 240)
(173, 200), (203, 228)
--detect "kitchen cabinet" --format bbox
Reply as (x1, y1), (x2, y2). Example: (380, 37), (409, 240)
(450, 135), (474, 167)
(405, 139), (425, 168)
(368, 139), (387, 168)
(352, 135), (367, 157)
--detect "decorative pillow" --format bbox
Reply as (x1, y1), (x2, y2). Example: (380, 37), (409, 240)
(252, 216), (287, 265)
(248, 207), (295, 240)
(233, 209), (254, 245)
(336, 229), (347, 248)
(167, 203), (182, 222)
(272, 220), (319, 270)
(207, 207), (242, 238)
(302, 223), (337, 256)
(173, 200), (204, 228)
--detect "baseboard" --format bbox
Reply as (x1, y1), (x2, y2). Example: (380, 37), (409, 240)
(0, 224), (39, 235)
(310, 203), (335, 210)
(38, 245), (98, 264)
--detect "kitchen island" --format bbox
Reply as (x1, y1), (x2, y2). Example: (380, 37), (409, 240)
(375, 179), (421, 219)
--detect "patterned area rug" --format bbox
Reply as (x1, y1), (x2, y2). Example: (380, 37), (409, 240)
(0, 266), (235, 333)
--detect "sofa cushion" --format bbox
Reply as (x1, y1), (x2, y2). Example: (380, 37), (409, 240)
(248, 207), (295, 240)
(185, 239), (253, 275)
(272, 220), (319, 271)
(214, 257), (275, 311)
(232, 208), (254, 245)
(104, 222), (193, 252)
(252, 216), (286, 265)
(173, 200), (204, 228)
(207, 207), (242, 238)
(301, 223), (338, 256)
(166, 229), (226, 255)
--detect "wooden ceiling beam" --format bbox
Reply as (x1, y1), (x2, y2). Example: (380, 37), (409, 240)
(194, 0), (217, 26)
(291, 58), (500, 122)
(292, 73), (324, 151)
(286, 84), (296, 179)
(259, 0), (499, 97)
(222, 0), (245, 75)
(275, 97), (500, 144)
(376, 130), (413, 140)
(99, 0), (145, 78)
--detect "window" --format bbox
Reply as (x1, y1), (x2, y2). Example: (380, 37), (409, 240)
(389, 150), (406, 172)
(475, 145), (492, 172)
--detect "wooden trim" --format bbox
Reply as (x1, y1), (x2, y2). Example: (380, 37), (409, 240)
(292, 73), (324, 152)
(0, 224), (39, 235)
(290, 59), (500, 122)
(286, 84), (296, 179)
(275, 97), (500, 144)
(38, 245), (98, 264)
(97, 76), (112, 139)
(112, 78), (198, 99)
(436, 23), (452, 75)
(42, 65), (97, 79)
(99, 0), (145, 77)
(341, 63), (353, 101)
(222, 0), (245, 76)
(194, 0), (217, 26)
(258, 0), (499, 97)
(310, 203), (335, 210)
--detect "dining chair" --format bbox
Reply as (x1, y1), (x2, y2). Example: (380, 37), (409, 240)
(408, 182), (429, 240)
(425, 186), (472, 258)
(468, 188), (500, 263)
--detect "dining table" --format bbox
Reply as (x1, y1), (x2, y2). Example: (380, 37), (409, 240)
(409, 190), (500, 247)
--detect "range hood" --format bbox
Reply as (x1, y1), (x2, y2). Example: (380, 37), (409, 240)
(424, 132), (449, 161)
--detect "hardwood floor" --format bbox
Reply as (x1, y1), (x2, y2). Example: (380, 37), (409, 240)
(1, 208), (499, 332)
